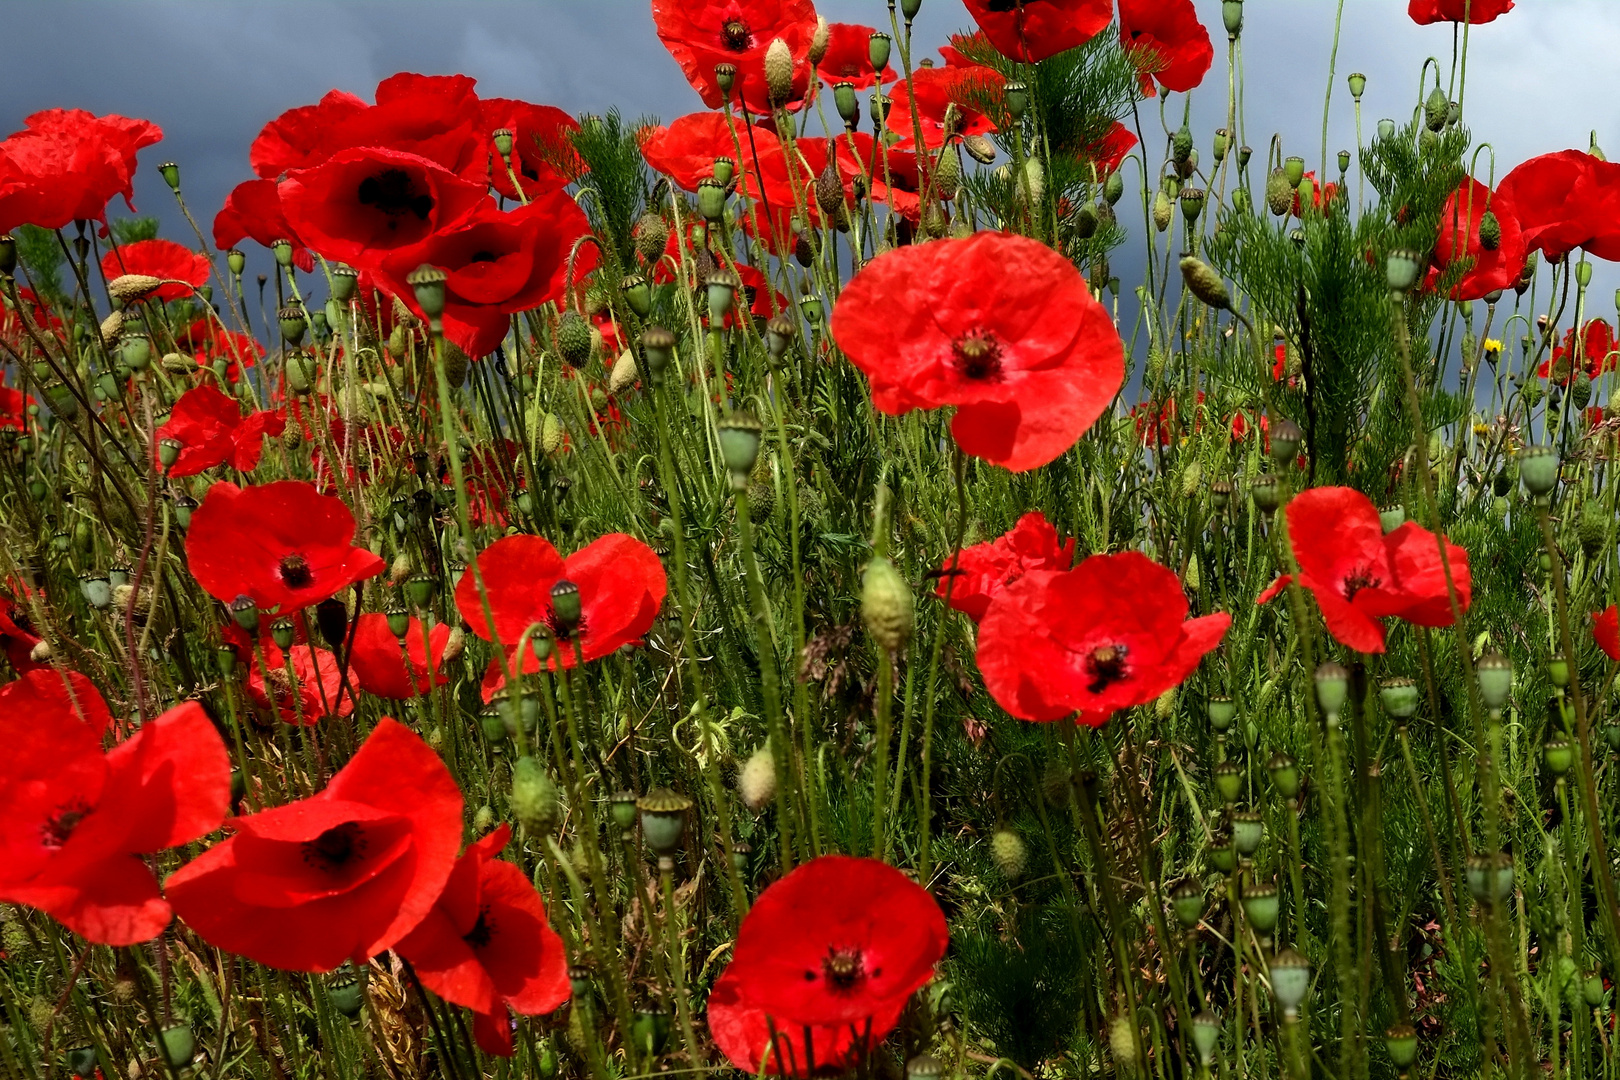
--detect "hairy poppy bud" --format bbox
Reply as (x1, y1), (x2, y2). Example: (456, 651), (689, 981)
(609, 349), (639, 394)
(862, 556), (914, 653)
(739, 745), (777, 811)
(1424, 85), (1449, 132)
(556, 311), (593, 368)
(1153, 190), (1173, 232)
(511, 756), (561, 835)
(990, 829), (1026, 878)
(809, 15), (830, 64)
(108, 274), (164, 302)
(1172, 123), (1194, 166)
(1266, 169), (1292, 216)
(1110, 1016), (1139, 1070)
(1476, 209), (1502, 252)
(633, 213), (668, 264)
(934, 147), (961, 200)
(1179, 256), (1230, 310)
(764, 38), (796, 106)
(963, 133), (997, 165)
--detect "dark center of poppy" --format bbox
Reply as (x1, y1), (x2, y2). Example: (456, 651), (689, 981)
(544, 606), (588, 643)
(279, 553), (313, 589)
(840, 61), (861, 77)
(985, 0), (1042, 11)
(463, 906), (494, 949)
(722, 18), (752, 51)
(1341, 568), (1382, 602)
(1085, 643), (1130, 695)
(41, 799), (91, 849)
(470, 251), (498, 264)
(357, 169), (435, 227)
(816, 947), (874, 992)
(952, 330), (1004, 381)
(303, 822), (366, 870)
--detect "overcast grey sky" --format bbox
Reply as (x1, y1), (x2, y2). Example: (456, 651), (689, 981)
(6, 0), (1620, 317)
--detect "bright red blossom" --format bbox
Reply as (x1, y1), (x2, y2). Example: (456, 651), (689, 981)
(1498, 150), (1620, 261)
(166, 718), (463, 972)
(1409, 0), (1513, 25)
(938, 512), (1076, 623)
(977, 551), (1231, 723)
(0, 109), (162, 234)
(885, 66), (1003, 151)
(395, 824), (570, 1055)
(1119, 0), (1214, 95)
(652, 0), (819, 114)
(155, 384), (285, 477)
(245, 643), (353, 725)
(213, 178), (315, 273)
(1540, 319), (1617, 383)
(1595, 606), (1620, 662)
(1256, 486), (1471, 653)
(830, 231), (1125, 472)
(962, 0), (1113, 64)
(100, 239), (210, 303)
(1430, 176), (1526, 301)
(185, 480), (386, 613)
(480, 98), (584, 201)
(0, 676), (229, 945)
(349, 613), (451, 701)
(815, 23), (897, 90)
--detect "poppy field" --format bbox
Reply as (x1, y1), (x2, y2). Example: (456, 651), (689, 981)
(0, 0), (1613, 1077)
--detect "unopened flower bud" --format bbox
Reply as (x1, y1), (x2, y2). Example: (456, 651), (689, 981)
(764, 38), (795, 107)
(510, 756), (561, 835)
(738, 745), (777, 811)
(862, 556), (914, 653)
(1179, 256), (1230, 310)
(809, 16), (830, 65)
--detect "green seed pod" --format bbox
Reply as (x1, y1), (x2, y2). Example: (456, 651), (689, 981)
(1171, 879), (1204, 928)
(1478, 210), (1502, 251)
(1475, 652), (1513, 711)
(990, 829), (1027, 878)
(541, 412), (566, 455)
(861, 556), (914, 653)
(1266, 169), (1293, 216)
(637, 787), (692, 856)
(1519, 444), (1559, 497)
(1173, 123), (1194, 165)
(1385, 1023), (1419, 1069)
(326, 962), (366, 1018)
(1241, 878), (1279, 932)
(1580, 500), (1607, 557)
(556, 311), (594, 368)
(510, 756), (561, 836)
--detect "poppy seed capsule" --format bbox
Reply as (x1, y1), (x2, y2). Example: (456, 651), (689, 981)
(1268, 752), (1300, 798)
(716, 411), (763, 482)
(510, 756), (561, 835)
(1005, 80), (1029, 121)
(621, 273), (651, 318)
(990, 829), (1026, 878)
(1242, 878), (1279, 931)
(834, 81), (860, 126)
(1212, 760), (1242, 803)
(1386, 249), (1423, 293)
(556, 311), (593, 368)
(637, 787), (692, 855)
(1379, 676), (1420, 719)
(868, 31), (891, 74)
(641, 325), (675, 383)
(739, 745), (777, 811)
(1171, 879), (1203, 928)
(1266, 169), (1292, 216)
(1269, 418), (1302, 465)
(1476, 652), (1513, 711)
(1270, 949), (1311, 1015)
(1222, 0), (1243, 34)
(1518, 444), (1559, 496)
(1347, 71), (1366, 99)
(549, 579), (582, 631)
(1315, 662), (1350, 719)
(407, 264), (448, 321)
(1545, 737), (1573, 775)
(862, 556), (914, 653)
(1179, 256), (1230, 310)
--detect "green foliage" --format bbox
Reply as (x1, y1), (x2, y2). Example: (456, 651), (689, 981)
(109, 216), (160, 244)
(13, 223), (64, 299)
(570, 108), (656, 272)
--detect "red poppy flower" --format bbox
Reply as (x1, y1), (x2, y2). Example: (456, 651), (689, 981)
(0, 669), (112, 733)
(167, 717), (463, 972)
(0, 584), (45, 674)
(1131, 398), (1176, 447)
(0, 109), (163, 234)
(457, 533), (665, 673)
(349, 613), (451, 701)
(481, 99), (584, 201)
(961, 0), (1113, 64)
(816, 23), (896, 90)
(1498, 150), (1620, 261)
(1118, 0), (1213, 95)
(641, 112), (758, 194)
(1255, 486), (1471, 654)
(1539, 319), (1617, 383)
(652, 0), (819, 114)
(1290, 171), (1340, 217)
(886, 66), (1002, 151)
(251, 74), (485, 182)
(938, 512), (1076, 623)
(0, 683), (229, 946)
(245, 642), (353, 725)
(213, 178), (315, 273)
(377, 190), (595, 358)
(830, 231), (1125, 472)
(185, 480), (385, 614)
(717, 855), (947, 1026)
(1408, 0), (1513, 24)
(395, 823), (570, 1056)
(100, 239), (210, 303)
(278, 147), (489, 271)
(155, 384), (285, 477)
(1595, 606), (1620, 662)
(977, 551), (1230, 723)
(1430, 177), (1526, 301)
(0, 372), (30, 432)
(709, 968), (904, 1076)
(1078, 122), (1138, 178)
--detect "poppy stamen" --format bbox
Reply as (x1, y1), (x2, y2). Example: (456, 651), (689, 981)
(721, 18), (753, 51)
(820, 946), (867, 992)
(279, 553), (314, 589)
(463, 906), (494, 948)
(1341, 568), (1382, 602)
(952, 330), (1004, 381)
(41, 800), (91, 848)
(357, 169), (435, 226)
(303, 822), (366, 870)
(1085, 643), (1130, 695)
(985, 0), (1039, 11)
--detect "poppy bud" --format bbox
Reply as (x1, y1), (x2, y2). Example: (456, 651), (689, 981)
(511, 756), (561, 835)
(1179, 256), (1230, 310)
(1212, 760), (1242, 803)
(108, 273), (164, 302)
(637, 787), (692, 856)
(1265, 169), (1292, 216)
(1270, 949), (1311, 1016)
(556, 311), (594, 368)
(1385, 249), (1423, 293)
(633, 213), (669, 265)
(739, 745), (777, 811)
(1153, 190), (1173, 232)
(541, 411), (565, 454)
(549, 578), (582, 632)
(1519, 444), (1558, 497)
(0, 234), (14, 276)
(1475, 652), (1513, 711)
(1222, 0), (1243, 35)
(1418, 84), (1447, 131)
(407, 264), (448, 321)
(989, 828), (1026, 878)
(1110, 1016), (1139, 1069)
(862, 556), (914, 653)
(1005, 81), (1029, 121)
(1575, 370), (1593, 408)
(714, 63), (736, 95)
(1377, 117), (1396, 141)
(1474, 209), (1502, 252)
(1268, 752), (1300, 798)
(1347, 72), (1366, 100)
(869, 32), (892, 73)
